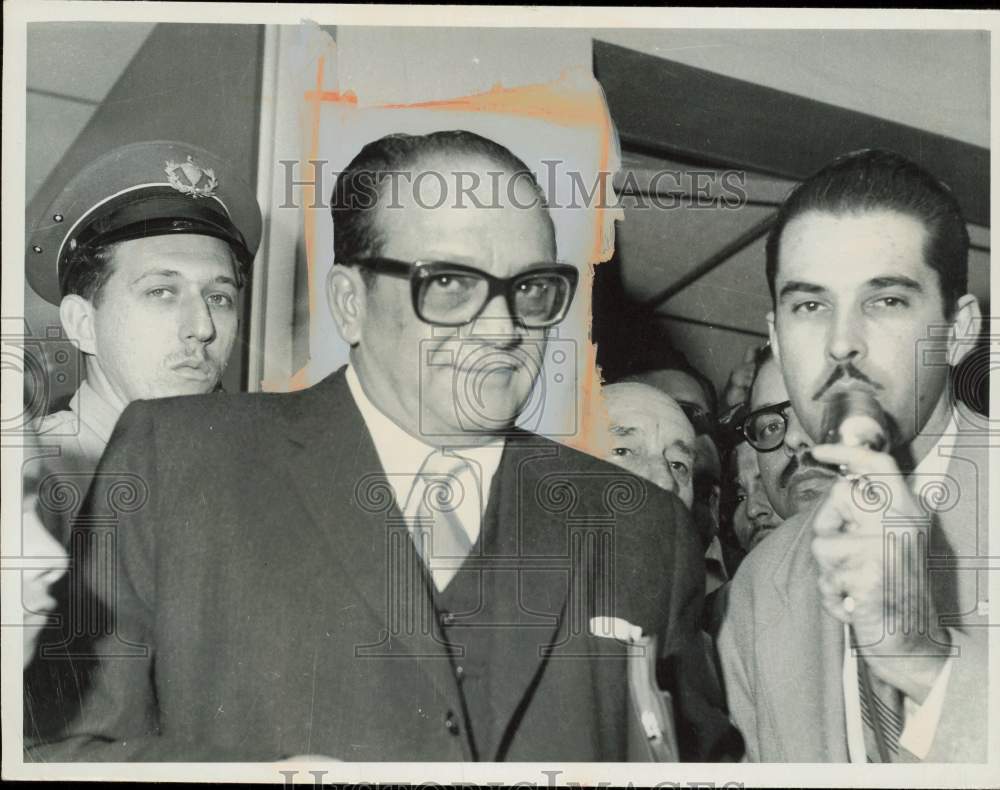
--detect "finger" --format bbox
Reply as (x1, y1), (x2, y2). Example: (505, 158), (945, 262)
(810, 443), (898, 476)
(810, 478), (855, 537)
(744, 345), (759, 364)
(816, 570), (842, 600)
(819, 590), (853, 624)
(812, 533), (869, 571)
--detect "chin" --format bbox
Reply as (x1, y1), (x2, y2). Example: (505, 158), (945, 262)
(159, 379), (219, 398)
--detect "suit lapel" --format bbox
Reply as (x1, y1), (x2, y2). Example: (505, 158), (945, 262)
(480, 435), (572, 758)
(264, 368), (460, 705)
(757, 515), (849, 761)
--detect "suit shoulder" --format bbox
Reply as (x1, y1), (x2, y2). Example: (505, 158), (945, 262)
(731, 512), (810, 593)
(510, 431), (686, 521)
(120, 388), (299, 431)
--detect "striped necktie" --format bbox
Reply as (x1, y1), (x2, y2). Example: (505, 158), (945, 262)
(857, 655), (903, 762)
(408, 450), (479, 591)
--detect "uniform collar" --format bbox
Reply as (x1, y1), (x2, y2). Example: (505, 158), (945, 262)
(69, 379), (124, 445)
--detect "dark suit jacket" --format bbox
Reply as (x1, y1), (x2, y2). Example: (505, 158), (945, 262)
(26, 368), (737, 762)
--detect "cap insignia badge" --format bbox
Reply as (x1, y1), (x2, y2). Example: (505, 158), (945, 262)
(164, 155), (218, 198)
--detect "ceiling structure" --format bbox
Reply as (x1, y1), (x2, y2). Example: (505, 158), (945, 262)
(592, 37), (991, 392)
(26, 23), (156, 205)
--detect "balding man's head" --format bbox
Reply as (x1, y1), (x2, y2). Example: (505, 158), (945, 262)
(601, 382), (696, 507)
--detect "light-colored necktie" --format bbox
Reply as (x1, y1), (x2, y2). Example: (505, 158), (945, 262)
(407, 450), (480, 591)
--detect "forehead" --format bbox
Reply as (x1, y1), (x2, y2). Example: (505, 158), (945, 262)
(375, 154), (556, 275)
(749, 358), (787, 411)
(735, 441), (759, 477)
(638, 369), (708, 411)
(777, 208), (931, 290)
(107, 234), (236, 279)
(606, 388), (695, 443)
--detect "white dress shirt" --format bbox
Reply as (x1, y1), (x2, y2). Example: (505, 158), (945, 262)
(844, 411), (958, 761)
(345, 364), (505, 551)
(32, 379), (123, 471)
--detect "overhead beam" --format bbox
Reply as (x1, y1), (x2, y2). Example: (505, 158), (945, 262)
(594, 40), (989, 227)
(638, 213), (776, 311)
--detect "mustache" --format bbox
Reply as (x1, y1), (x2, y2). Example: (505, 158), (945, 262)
(778, 451), (832, 489)
(811, 363), (883, 401)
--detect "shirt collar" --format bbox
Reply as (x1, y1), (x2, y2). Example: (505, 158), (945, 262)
(70, 379), (124, 445)
(910, 409), (959, 486)
(345, 364), (505, 511)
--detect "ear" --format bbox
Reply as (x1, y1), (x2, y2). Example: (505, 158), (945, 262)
(326, 264), (367, 346)
(59, 294), (98, 356)
(766, 309), (781, 363)
(946, 293), (982, 366)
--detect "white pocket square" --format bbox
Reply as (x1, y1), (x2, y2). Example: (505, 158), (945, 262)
(589, 616), (643, 644)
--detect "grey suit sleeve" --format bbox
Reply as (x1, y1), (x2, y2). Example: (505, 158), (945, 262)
(716, 567), (760, 762)
(921, 628), (988, 762)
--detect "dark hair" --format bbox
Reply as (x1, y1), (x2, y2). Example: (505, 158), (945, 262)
(623, 349), (719, 419)
(61, 243), (117, 304)
(765, 148), (969, 320)
(747, 342), (774, 401)
(330, 130), (553, 285)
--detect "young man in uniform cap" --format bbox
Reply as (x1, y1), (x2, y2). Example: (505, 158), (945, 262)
(23, 140), (261, 738)
(25, 140), (262, 497)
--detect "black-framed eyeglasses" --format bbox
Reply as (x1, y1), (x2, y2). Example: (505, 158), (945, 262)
(350, 257), (579, 329)
(740, 400), (793, 453)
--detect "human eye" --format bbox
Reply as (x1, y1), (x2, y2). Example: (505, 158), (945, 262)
(757, 414), (784, 437)
(790, 300), (827, 315)
(735, 488), (748, 504)
(518, 277), (550, 298)
(145, 286), (175, 300)
(206, 292), (235, 309)
(611, 447), (633, 457)
(669, 460), (690, 477)
(868, 294), (909, 310)
(429, 273), (477, 292)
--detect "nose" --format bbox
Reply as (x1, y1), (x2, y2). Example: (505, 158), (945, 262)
(468, 294), (526, 345)
(826, 305), (866, 364)
(652, 461), (679, 496)
(180, 294), (216, 345)
(746, 483), (775, 524)
(782, 408), (812, 456)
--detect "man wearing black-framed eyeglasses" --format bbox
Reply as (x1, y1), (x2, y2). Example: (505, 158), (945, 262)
(741, 349), (837, 524)
(40, 129), (737, 763)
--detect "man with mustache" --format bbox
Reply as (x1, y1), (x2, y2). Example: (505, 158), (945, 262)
(718, 149), (987, 762)
(22, 141), (261, 740)
(743, 347), (837, 530)
(25, 141), (261, 528)
(30, 130), (737, 762)
(728, 442), (782, 554)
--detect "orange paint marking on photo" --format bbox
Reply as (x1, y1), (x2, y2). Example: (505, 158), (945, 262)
(298, 64), (615, 437)
(570, 104), (614, 456)
(376, 75), (607, 130)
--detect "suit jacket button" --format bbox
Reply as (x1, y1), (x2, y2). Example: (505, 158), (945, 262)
(454, 664), (464, 679)
(445, 711), (460, 735)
